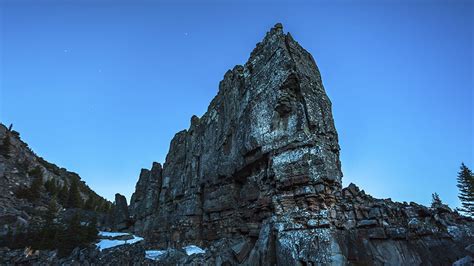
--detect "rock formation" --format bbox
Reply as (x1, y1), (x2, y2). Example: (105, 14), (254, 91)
(129, 162), (162, 235)
(128, 23), (474, 264)
(113, 193), (131, 231)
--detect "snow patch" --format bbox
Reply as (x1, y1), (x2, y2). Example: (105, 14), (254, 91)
(96, 232), (144, 251)
(145, 250), (166, 261)
(98, 231), (130, 237)
(183, 245), (205, 255)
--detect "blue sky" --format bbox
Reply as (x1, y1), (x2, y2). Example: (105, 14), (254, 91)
(1, 0), (472, 207)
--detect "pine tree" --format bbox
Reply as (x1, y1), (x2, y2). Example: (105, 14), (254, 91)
(456, 163), (474, 217)
(44, 179), (58, 196)
(67, 179), (83, 208)
(45, 197), (59, 224)
(58, 184), (69, 205)
(57, 214), (82, 257)
(84, 197), (96, 211)
(86, 216), (98, 240)
(29, 166), (43, 179)
(40, 197), (59, 249)
(16, 174), (43, 201)
(431, 192), (442, 208)
(29, 175), (43, 200)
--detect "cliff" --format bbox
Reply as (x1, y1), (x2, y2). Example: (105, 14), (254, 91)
(128, 24), (473, 265)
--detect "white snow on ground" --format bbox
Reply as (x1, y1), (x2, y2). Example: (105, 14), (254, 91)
(96, 239), (126, 251)
(145, 250), (167, 261)
(96, 232), (144, 251)
(144, 245), (205, 261)
(98, 231), (130, 237)
(183, 245), (205, 255)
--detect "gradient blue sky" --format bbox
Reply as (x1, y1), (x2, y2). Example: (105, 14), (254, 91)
(1, 0), (472, 207)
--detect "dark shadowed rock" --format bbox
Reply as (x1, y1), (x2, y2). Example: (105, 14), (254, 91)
(113, 193), (130, 231)
(129, 162), (162, 235)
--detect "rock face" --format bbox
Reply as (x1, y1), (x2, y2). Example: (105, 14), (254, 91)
(112, 193), (130, 231)
(129, 24), (474, 264)
(129, 162), (162, 235)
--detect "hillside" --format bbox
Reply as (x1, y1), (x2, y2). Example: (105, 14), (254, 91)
(0, 123), (112, 236)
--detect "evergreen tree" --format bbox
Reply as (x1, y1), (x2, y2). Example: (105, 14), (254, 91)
(29, 175), (43, 200)
(2, 211), (99, 257)
(456, 163), (474, 217)
(29, 166), (43, 179)
(67, 179), (83, 208)
(14, 186), (31, 200)
(105, 201), (113, 213)
(40, 197), (59, 248)
(431, 192), (442, 208)
(56, 213), (95, 257)
(54, 215), (79, 257)
(45, 197), (59, 224)
(15, 175), (43, 201)
(44, 179), (58, 196)
(86, 216), (99, 240)
(84, 197), (96, 211)
(58, 184), (69, 205)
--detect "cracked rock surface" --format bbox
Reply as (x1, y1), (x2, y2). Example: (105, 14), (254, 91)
(127, 23), (474, 265)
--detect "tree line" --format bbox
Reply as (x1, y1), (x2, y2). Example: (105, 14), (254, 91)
(15, 166), (112, 212)
(0, 198), (98, 257)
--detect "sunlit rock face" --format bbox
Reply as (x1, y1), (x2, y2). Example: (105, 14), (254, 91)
(129, 24), (474, 264)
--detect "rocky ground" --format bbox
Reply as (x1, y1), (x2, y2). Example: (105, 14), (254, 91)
(0, 231), (208, 265)
(0, 234), (146, 265)
(2, 184), (472, 265)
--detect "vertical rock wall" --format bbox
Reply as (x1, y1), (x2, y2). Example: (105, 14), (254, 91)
(129, 24), (474, 264)
(130, 24), (342, 247)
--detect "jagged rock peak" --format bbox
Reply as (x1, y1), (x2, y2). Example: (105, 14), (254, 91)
(129, 162), (163, 235)
(249, 22), (286, 59)
(112, 193), (130, 231)
(130, 22), (343, 247)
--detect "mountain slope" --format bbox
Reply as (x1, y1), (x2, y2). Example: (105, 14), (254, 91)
(0, 123), (112, 235)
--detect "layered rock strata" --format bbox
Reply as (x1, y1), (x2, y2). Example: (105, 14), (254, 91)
(129, 24), (474, 264)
